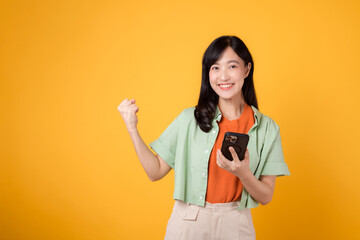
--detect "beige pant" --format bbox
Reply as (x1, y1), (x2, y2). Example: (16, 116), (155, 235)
(164, 200), (256, 240)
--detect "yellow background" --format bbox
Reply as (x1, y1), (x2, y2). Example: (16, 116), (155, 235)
(1, 0), (359, 239)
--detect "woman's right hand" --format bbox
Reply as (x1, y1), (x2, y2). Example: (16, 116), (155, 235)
(117, 98), (139, 132)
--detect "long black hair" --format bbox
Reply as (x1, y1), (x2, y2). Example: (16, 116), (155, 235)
(194, 35), (258, 132)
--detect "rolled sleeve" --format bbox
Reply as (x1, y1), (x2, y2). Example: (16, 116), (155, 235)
(149, 111), (183, 169)
(260, 121), (290, 177)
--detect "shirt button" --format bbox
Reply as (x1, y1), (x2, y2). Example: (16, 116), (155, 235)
(212, 130), (216, 134)
(204, 150), (209, 154)
(199, 196), (203, 200)
(202, 172), (206, 176)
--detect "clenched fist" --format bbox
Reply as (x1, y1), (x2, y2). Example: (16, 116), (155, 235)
(117, 98), (139, 132)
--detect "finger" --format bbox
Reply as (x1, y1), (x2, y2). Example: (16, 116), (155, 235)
(216, 157), (222, 168)
(128, 104), (139, 113)
(244, 148), (249, 159)
(118, 99), (128, 109)
(120, 98), (132, 107)
(133, 105), (139, 114)
(216, 150), (222, 166)
(216, 155), (225, 169)
(123, 98), (136, 106)
(217, 150), (229, 167)
(218, 148), (227, 158)
(218, 149), (233, 165)
(229, 147), (240, 161)
(217, 149), (226, 161)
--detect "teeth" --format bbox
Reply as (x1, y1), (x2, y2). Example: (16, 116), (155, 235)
(219, 84), (233, 88)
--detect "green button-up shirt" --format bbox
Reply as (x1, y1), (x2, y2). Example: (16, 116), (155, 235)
(149, 105), (290, 210)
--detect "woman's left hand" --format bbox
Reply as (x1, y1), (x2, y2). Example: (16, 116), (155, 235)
(216, 147), (251, 179)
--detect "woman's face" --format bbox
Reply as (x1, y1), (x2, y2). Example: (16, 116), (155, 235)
(209, 46), (251, 102)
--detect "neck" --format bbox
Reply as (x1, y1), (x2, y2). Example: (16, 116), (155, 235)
(218, 94), (246, 120)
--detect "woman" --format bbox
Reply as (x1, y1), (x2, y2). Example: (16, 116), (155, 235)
(118, 35), (290, 239)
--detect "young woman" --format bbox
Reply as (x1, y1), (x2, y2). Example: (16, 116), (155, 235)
(118, 35), (290, 240)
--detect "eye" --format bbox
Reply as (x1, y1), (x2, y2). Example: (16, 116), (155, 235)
(211, 66), (219, 70)
(230, 65), (236, 69)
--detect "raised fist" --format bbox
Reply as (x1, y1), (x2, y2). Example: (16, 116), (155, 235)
(117, 98), (139, 132)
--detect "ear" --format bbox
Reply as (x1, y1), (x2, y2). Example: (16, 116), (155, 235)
(245, 62), (251, 78)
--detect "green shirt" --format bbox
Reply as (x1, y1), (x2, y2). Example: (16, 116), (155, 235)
(149, 105), (290, 210)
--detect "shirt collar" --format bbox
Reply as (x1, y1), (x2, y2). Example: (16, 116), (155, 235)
(250, 105), (262, 127)
(214, 105), (222, 122)
(213, 104), (262, 126)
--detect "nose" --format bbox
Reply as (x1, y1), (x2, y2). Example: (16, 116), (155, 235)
(220, 68), (230, 81)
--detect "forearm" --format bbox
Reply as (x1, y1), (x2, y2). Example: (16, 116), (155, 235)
(127, 128), (161, 181)
(237, 170), (273, 205)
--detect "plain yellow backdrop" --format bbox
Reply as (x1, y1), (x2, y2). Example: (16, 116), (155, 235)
(1, 0), (359, 239)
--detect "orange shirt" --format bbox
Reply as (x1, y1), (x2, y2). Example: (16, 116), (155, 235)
(205, 103), (255, 203)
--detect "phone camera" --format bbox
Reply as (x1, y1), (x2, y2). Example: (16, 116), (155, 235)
(225, 135), (237, 143)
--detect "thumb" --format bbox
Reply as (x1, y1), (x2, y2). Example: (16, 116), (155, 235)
(229, 147), (240, 162)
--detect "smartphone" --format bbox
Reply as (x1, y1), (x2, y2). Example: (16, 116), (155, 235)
(220, 132), (249, 161)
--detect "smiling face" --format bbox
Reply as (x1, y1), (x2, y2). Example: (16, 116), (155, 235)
(209, 46), (251, 102)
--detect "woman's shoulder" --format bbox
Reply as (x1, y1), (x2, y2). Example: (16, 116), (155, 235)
(169, 106), (195, 123)
(182, 106), (196, 115)
(251, 106), (280, 132)
(177, 106), (196, 122)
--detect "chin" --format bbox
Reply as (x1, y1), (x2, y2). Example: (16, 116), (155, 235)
(218, 95), (235, 100)
(217, 92), (242, 101)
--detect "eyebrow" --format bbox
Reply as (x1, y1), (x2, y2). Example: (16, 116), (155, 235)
(213, 60), (240, 65)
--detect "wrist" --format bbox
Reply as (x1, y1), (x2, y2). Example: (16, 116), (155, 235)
(127, 126), (138, 134)
(237, 168), (252, 182)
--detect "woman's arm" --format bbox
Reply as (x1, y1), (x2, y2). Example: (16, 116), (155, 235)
(216, 147), (276, 205)
(239, 173), (276, 205)
(117, 99), (171, 181)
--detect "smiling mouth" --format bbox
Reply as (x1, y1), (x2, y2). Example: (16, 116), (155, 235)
(218, 83), (234, 90)
(218, 83), (234, 88)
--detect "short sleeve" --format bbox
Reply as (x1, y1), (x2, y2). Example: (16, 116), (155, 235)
(149, 111), (184, 169)
(260, 121), (290, 177)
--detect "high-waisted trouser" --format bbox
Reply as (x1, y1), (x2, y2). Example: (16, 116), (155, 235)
(164, 200), (256, 240)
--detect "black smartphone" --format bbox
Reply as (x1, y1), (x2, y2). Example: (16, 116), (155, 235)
(220, 132), (249, 161)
